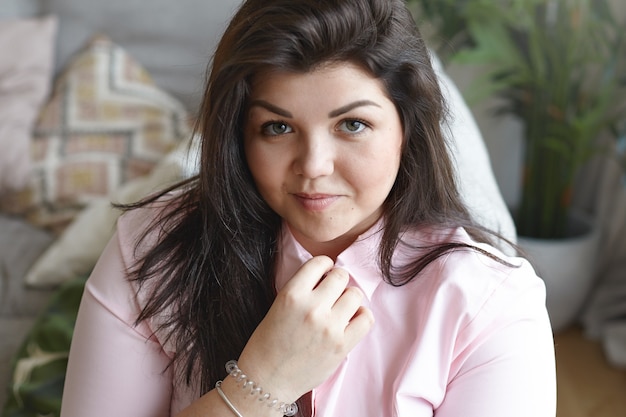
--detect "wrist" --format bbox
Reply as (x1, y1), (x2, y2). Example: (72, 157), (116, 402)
(216, 360), (298, 417)
(236, 356), (301, 403)
(226, 360), (298, 416)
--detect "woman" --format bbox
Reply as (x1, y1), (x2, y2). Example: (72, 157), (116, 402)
(60, 0), (556, 416)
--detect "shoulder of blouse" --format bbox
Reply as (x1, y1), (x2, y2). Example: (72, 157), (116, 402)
(115, 191), (186, 265)
(392, 226), (544, 327)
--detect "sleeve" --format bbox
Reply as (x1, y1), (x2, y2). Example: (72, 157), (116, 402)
(435, 263), (557, 417)
(60, 230), (174, 417)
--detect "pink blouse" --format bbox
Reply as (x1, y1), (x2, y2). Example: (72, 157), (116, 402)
(61, 204), (556, 417)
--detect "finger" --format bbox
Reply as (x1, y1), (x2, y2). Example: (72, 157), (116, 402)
(331, 286), (365, 324)
(312, 267), (350, 303)
(282, 255), (335, 292)
(344, 306), (375, 348)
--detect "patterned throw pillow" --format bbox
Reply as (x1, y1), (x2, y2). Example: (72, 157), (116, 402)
(0, 36), (191, 230)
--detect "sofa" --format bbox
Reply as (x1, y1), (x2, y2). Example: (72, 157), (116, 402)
(0, 0), (515, 415)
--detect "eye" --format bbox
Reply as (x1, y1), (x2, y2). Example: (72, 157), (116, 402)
(262, 121), (293, 136)
(339, 119), (368, 134)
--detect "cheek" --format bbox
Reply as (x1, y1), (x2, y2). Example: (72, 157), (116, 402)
(244, 141), (267, 179)
(245, 146), (284, 194)
(348, 151), (400, 197)
(370, 138), (403, 185)
(369, 145), (402, 195)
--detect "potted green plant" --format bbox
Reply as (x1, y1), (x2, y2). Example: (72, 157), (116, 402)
(409, 0), (626, 329)
(413, 0), (626, 238)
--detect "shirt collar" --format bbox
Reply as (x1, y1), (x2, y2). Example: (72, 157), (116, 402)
(274, 221), (385, 300)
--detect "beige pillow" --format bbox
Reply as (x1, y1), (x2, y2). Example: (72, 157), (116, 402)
(0, 36), (191, 230)
(0, 16), (57, 192)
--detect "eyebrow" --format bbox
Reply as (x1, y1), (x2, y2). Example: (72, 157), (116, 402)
(249, 100), (293, 118)
(328, 100), (381, 117)
(248, 99), (382, 119)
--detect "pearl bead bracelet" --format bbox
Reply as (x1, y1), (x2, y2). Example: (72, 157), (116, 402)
(215, 360), (298, 417)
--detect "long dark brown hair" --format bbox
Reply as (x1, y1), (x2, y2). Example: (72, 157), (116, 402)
(123, 0), (508, 414)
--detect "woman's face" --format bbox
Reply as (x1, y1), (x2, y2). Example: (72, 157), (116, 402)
(244, 62), (403, 258)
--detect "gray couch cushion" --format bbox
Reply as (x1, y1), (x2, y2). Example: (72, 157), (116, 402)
(40, 0), (243, 115)
(0, 1), (40, 19)
(0, 215), (55, 317)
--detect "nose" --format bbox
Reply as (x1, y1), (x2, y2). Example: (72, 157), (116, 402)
(293, 133), (335, 178)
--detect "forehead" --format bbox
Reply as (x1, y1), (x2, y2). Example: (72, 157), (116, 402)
(247, 62), (391, 105)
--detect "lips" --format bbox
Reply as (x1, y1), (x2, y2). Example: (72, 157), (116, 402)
(292, 193), (340, 211)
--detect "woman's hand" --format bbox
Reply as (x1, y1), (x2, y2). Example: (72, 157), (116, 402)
(236, 255), (374, 403)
